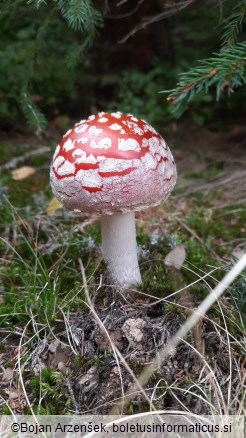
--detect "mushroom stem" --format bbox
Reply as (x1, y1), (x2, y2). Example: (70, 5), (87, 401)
(101, 212), (142, 288)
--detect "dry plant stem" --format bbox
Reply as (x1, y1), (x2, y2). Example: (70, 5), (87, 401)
(101, 212), (142, 287)
(116, 253), (246, 412)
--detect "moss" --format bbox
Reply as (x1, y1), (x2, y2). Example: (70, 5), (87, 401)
(30, 368), (73, 415)
(185, 207), (246, 246)
(73, 354), (87, 371)
(164, 302), (186, 317)
(184, 237), (209, 264)
(136, 225), (151, 247)
(140, 259), (175, 298)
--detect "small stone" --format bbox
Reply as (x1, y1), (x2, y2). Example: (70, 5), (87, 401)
(58, 362), (67, 373)
(48, 339), (60, 353)
(79, 366), (98, 393)
(122, 318), (146, 348)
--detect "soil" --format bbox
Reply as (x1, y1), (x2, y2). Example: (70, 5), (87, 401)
(1, 294), (242, 415)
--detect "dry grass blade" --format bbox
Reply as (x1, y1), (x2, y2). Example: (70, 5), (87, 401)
(17, 320), (47, 438)
(58, 307), (78, 355)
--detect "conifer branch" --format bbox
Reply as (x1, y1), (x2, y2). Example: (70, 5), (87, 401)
(27, 0), (47, 8)
(165, 43), (246, 116)
(56, 0), (103, 35)
(222, 0), (246, 47)
(165, 1), (246, 116)
(66, 37), (92, 69)
(21, 91), (47, 135)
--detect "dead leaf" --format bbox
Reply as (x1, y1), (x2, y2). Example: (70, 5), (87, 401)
(46, 197), (63, 216)
(165, 244), (186, 270)
(231, 247), (245, 261)
(8, 391), (19, 400)
(11, 166), (36, 180)
(2, 367), (14, 382)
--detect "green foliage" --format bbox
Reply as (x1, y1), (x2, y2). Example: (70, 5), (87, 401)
(0, 0), (103, 130)
(108, 60), (180, 129)
(56, 0), (103, 33)
(2, 405), (11, 415)
(166, 1), (246, 116)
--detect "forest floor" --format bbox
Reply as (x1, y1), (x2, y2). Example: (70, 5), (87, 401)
(0, 120), (245, 417)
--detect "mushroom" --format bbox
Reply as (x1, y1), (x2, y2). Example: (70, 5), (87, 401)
(50, 112), (177, 288)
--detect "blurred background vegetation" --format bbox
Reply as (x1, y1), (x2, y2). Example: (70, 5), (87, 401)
(0, 0), (245, 135)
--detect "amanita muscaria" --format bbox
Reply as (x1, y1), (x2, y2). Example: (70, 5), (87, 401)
(50, 112), (177, 288)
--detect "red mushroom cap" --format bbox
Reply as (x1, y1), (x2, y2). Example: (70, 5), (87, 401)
(50, 112), (177, 214)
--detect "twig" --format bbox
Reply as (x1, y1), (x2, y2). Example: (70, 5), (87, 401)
(0, 146), (50, 172)
(117, 0), (130, 5)
(176, 217), (205, 246)
(108, 0), (145, 19)
(118, 0), (195, 43)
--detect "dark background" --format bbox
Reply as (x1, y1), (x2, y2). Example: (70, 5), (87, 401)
(0, 0), (245, 135)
